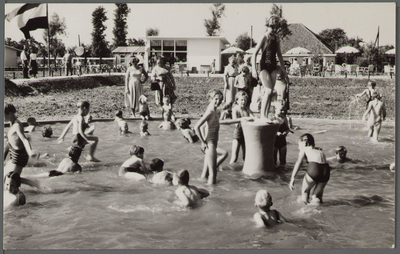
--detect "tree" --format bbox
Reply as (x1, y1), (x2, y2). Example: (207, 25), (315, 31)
(112, 3), (131, 48)
(5, 37), (24, 50)
(43, 13), (67, 66)
(268, 4), (291, 40)
(204, 3), (225, 36)
(91, 6), (111, 58)
(318, 28), (348, 51)
(146, 28), (159, 36)
(127, 38), (145, 46)
(235, 33), (256, 51)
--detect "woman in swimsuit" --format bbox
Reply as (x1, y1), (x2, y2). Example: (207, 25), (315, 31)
(289, 134), (330, 204)
(252, 15), (289, 119)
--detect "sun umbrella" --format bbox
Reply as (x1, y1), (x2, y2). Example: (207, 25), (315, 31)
(221, 46), (244, 54)
(285, 47), (311, 55)
(385, 48), (395, 55)
(336, 46), (360, 54)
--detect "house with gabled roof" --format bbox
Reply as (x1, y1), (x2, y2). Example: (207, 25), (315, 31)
(280, 23), (336, 67)
(112, 46), (146, 67)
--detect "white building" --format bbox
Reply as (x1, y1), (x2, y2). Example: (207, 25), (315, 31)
(5, 45), (21, 68)
(145, 36), (229, 73)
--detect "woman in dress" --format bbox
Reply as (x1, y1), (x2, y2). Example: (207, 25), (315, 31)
(252, 15), (289, 119)
(125, 56), (149, 117)
(223, 55), (238, 105)
(151, 56), (177, 107)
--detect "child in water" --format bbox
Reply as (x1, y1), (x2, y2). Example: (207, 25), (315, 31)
(273, 103), (290, 167)
(356, 80), (378, 109)
(118, 145), (150, 180)
(114, 110), (130, 134)
(229, 91), (255, 164)
(253, 189), (287, 227)
(159, 96), (176, 130)
(289, 134), (330, 204)
(4, 171), (26, 208)
(176, 118), (198, 143)
(362, 91), (386, 142)
(140, 120), (151, 136)
(150, 158), (173, 185)
(194, 89), (228, 185)
(173, 169), (210, 207)
(58, 101), (100, 162)
(4, 103), (40, 189)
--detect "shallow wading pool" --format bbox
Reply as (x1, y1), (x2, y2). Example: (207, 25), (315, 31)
(3, 118), (395, 249)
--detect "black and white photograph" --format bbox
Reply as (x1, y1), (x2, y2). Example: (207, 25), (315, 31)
(3, 1), (396, 250)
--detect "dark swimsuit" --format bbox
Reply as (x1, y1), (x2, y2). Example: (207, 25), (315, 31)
(274, 121), (289, 149)
(8, 143), (29, 167)
(307, 162), (330, 183)
(69, 120), (88, 163)
(260, 34), (278, 74)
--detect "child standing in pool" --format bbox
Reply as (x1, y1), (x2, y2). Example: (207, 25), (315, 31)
(58, 101), (100, 162)
(253, 189), (287, 227)
(4, 103), (40, 189)
(229, 91), (254, 164)
(362, 92), (386, 142)
(356, 80), (378, 108)
(194, 89), (228, 185)
(289, 134), (330, 204)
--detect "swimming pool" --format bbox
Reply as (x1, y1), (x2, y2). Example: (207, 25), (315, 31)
(3, 118), (395, 249)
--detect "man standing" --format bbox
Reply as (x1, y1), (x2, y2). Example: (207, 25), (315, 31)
(20, 45), (29, 79)
(64, 49), (73, 76)
(211, 59), (216, 74)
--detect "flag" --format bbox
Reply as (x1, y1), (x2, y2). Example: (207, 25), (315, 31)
(5, 3), (48, 39)
(374, 27), (380, 49)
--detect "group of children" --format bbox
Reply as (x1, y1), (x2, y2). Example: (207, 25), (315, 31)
(3, 75), (391, 228)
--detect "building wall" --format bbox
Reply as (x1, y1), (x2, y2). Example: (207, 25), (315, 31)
(5, 47), (19, 68)
(187, 39), (221, 72)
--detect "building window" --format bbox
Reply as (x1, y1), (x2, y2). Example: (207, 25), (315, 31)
(120, 54), (125, 64)
(176, 40), (187, 51)
(150, 40), (162, 51)
(163, 40), (174, 51)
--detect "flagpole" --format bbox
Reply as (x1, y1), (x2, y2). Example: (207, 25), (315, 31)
(47, 3), (50, 76)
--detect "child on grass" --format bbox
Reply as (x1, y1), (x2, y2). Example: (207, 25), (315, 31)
(229, 91), (255, 164)
(289, 134), (330, 204)
(4, 103), (40, 189)
(172, 169), (209, 207)
(253, 189), (287, 227)
(4, 171), (26, 208)
(194, 89), (228, 185)
(118, 145), (150, 180)
(58, 101), (100, 162)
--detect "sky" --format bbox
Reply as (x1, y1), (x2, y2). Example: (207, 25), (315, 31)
(4, 2), (396, 49)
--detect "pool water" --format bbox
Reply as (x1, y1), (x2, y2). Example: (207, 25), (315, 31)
(3, 118), (395, 249)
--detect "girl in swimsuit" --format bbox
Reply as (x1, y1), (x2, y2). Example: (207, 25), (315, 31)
(252, 15), (289, 119)
(229, 91), (255, 164)
(356, 81), (377, 109)
(289, 134), (330, 204)
(194, 89), (228, 185)
(253, 189), (287, 227)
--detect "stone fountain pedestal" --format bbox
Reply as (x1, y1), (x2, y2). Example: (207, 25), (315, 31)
(241, 119), (281, 176)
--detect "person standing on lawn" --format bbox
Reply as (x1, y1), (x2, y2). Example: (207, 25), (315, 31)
(21, 45), (30, 79)
(125, 56), (149, 117)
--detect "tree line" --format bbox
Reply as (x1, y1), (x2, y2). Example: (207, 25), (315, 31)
(5, 3), (394, 70)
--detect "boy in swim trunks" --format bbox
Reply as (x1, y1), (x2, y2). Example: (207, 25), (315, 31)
(253, 189), (287, 227)
(173, 169), (209, 207)
(289, 134), (330, 204)
(118, 145), (150, 177)
(58, 101), (100, 162)
(362, 92), (386, 142)
(4, 171), (26, 208)
(194, 89), (228, 185)
(4, 103), (40, 189)
(356, 81), (378, 109)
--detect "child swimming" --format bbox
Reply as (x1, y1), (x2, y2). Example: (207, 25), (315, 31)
(4, 103), (40, 189)
(159, 96), (176, 130)
(172, 169), (210, 207)
(194, 89), (228, 185)
(58, 101), (100, 162)
(253, 189), (287, 227)
(4, 171), (26, 208)
(176, 118), (198, 143)
(289, 133), (330, 204)
(114, 110), (130, 134)
(118, 145), (150, 180)
(150, 158), (173, 185)
(140, 120), (151, 136)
